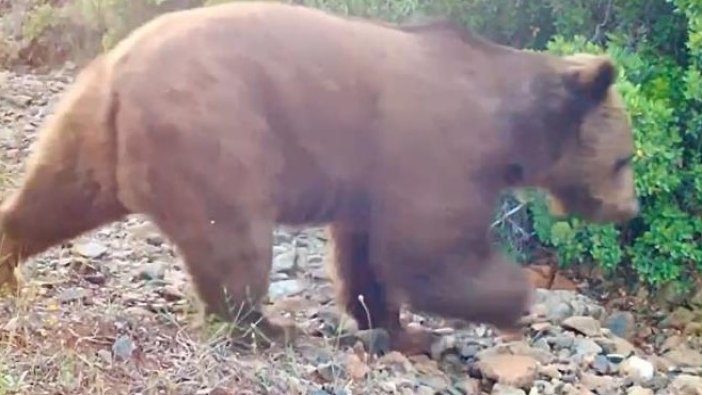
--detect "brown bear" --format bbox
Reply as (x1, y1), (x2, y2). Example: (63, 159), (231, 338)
(0, 1), (639, 355)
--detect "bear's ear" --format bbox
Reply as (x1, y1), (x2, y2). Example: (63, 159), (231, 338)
(561, 54), (617, 103)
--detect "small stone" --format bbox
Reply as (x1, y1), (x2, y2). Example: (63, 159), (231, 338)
(97, 349), (112, 364)
(354, 328), (391, 355)
(460, 343), (482, 359)
(345, 353), (370, 380)
(430, 334), (457, 360)
(579, 372), (619, 393)
(83, 272), (106, 285)
(530, 380), (556, 395)
(111, 335), (135, 361)
(670, 374), (702, 395)
(268, 279), (305, 299)
(416, 386), (436, 395)
(138, 262), (166, 281)
(159, 285), (184, 302)
(477, 354), (539, 388)
(377, 351), (414, 374)
(538, 364), (561, 380)
(273, 250), (296, 273)
(455, 378), (481, 394)
(664, 344), (702, 368)
(573, 338), (603, 358)
(58, 287), (89, 303)
(547, 335), (574, 349)
(550, 302), (575, 323)
(591, 354), (611, 374)
(418, 374), (450, 391)
(596, 336), (636, 357)
(661, 335), (684, 353)
(661, 307), (695, 329)
(492, 383), (527, 395)
(605, 311), (636, 340)
(315, 362), (345, 382)
(620, 356), (655, 383)
(627, 386), (653, 395)
(123, 306), (152, 317)
(73, 241), (108, 258)
(562, 316), (602, 337)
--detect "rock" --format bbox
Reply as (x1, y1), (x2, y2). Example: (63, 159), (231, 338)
(549, 335), (576, 351)
(550, 302), (576, 323)
(605, 311), (636, 340)
(158, 285), (184, 302)
(504, 342), (556, 364)
(492, 383), (527, 395)
(530, 380), (556, 395)
(377, 351), (414, 374)
(315, 362), (345, 382)
(418, 374), (450, 392)
(430, 334), (457, 360)
(353, 328), (391, 355)
(661, 335), (685, 353)
(455, 378), (481, 394)
(561, 316), (602, 337)
(691, 289), (702, 308)
(72, 241), (108, 258)
(627, 386), (653, 395)
(413, 356), (450, 391)
(670, 374), (702, 395)
(596, 336), (636, 357)
(268, 279), (305, 299)
(683, 322), (702, 336)
(272, 250), (296, 273)
(460, 343), (482, 359)
(661, 307), (695, 330)
(58, 287), (89, 303)
(345, 353), (369, 381)
(651, 355), (675, 372)
(111, 335), (135, 361)
(477, 354), (539, 388)
(97, 349), (113, 364)
(415, 386), (436, 395)
(620, 356), (655, 383)
(557, 383), (592, 395)
(138, 262), (166, 281)
(664, 345), (702, 368)
(83, 271), (107, 285)
(579, 372), (619, 393)
(123, 306), (152, 317)
(591, 354), (611, 374)
(538, 364), (561, 380)
(573, 338), (603, 358)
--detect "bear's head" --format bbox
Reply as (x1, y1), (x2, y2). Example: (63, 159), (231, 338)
(505, 52), (639, 225)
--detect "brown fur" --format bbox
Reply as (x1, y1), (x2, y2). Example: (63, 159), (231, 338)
(0, 2), (639, 354)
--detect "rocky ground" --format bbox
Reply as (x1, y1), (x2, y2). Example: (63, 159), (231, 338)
(0, 66), (701, 395)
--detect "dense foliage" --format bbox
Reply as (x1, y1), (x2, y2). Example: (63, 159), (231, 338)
(1, 0), (700, 293)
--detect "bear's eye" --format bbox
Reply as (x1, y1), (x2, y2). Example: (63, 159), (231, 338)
(613, 154), (633, 173)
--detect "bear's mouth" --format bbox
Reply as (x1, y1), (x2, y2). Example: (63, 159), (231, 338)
(545, 186), (604, 223)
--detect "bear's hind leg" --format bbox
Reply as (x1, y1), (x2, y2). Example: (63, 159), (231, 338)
(0, 151), (128, 291)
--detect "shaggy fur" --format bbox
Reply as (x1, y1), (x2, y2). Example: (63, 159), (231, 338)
(0, 2), (639, 354)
